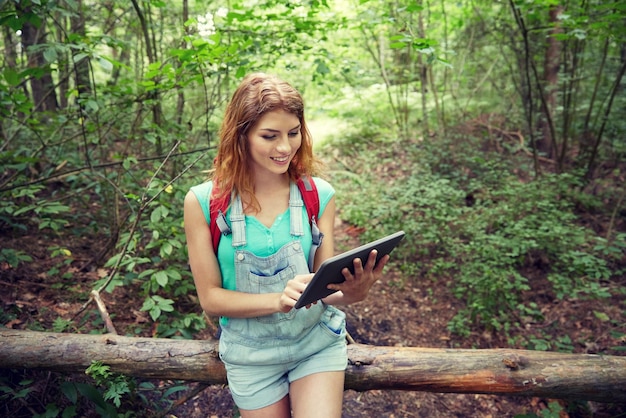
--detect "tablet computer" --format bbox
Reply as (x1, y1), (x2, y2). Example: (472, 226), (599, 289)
(294, 230), (405, 309)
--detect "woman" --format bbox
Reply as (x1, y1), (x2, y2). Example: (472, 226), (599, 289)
(184, 73), (388, 417)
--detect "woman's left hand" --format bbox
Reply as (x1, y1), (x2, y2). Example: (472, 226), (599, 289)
(325, 249), (389, 305)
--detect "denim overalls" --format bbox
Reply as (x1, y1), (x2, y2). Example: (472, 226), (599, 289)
(217, 182), (347, 409)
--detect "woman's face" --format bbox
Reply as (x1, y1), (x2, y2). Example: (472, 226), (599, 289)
(246, 109), (302, 179)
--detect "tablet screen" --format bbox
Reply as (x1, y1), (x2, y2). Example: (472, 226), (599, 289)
(294, 231), (405, 309)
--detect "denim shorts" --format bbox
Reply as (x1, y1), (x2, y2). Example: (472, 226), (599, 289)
(220, 307), (348, 411)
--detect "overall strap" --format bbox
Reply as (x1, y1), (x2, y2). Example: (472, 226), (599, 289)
(229, 193), (247, 247)
(289, 181), (305, 237)
(308, 218), (323, 272)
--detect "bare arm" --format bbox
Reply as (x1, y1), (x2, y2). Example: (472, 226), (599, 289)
(312, 196), (336, 271)
(184, 191), (304, 317)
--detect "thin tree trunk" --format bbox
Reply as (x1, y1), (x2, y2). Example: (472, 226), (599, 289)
(130, 0), (164, 155)
(56, 8), (69, 109)
(70, 0), (92, 97)
(539, 5), (562, 160)
(1, 330), (625, 403)
(585, 45), (626, 179)
(18, 4), (59, 113)
(508, 0), (541, 177)
(416, 3), (429, 138)
(175, 0), (189, 127)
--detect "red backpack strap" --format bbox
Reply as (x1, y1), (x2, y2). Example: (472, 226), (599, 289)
(297, 176), (323, 271)
(296, 176), (320, 225)
(209, 187), (231, 254)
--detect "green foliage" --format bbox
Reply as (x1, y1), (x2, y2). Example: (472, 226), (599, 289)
(0, 183), (71, 233)
(0, 247), (33, 268)
(141, 294), (175, 322)
(515, 401), (564, 418)
(333, 135), (620, 337)
(85, 361), (132, 409)
(0, 367), (195, 417)
(97, 177), (204, 337)
(523, 333), (575, 353)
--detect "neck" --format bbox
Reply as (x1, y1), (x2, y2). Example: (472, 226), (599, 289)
(253, 172), (290, 194)
(240, 172), (290, 213)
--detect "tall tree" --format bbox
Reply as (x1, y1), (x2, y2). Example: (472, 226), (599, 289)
(70, 0), (92, 98)
(17, 2), (58, 113)
(538, 4), (563, 160)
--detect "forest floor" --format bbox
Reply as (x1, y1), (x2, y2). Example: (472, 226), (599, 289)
(1, 214), (625, 417)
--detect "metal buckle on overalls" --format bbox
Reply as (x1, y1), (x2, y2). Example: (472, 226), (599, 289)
(216, 210), (232, 236)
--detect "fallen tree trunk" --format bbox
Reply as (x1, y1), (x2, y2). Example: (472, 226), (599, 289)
(0, 329), (624, 403)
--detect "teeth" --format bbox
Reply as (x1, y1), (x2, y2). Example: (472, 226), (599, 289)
(272, 156), (288, 162)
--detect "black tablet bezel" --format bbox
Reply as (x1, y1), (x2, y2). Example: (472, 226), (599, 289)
(294, 231), (405, 309)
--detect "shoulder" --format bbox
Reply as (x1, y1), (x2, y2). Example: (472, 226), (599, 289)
(189, 180), (214, 200)
(310, 176), (335, 215)
(311, 176), (334, 197)
(187, 181), (214, 223)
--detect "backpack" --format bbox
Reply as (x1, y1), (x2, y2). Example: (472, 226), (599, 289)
(209, 176), (323, 271)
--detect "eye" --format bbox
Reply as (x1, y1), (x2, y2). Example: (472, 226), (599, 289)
(261, 135), (276, 140)
(288, 131), (300, 137)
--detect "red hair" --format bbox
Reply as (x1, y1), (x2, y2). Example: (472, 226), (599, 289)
(212, 73), (322, 211)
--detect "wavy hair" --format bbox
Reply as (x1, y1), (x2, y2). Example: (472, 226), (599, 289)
(212, 73), (322, 211)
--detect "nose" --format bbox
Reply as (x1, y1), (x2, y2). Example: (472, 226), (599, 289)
(276, 134), (291, 153)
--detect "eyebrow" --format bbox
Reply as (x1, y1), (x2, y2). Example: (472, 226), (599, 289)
(259, 124), (301, 133)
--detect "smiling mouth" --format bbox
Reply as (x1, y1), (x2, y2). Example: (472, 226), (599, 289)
(271, 156), (290, 163)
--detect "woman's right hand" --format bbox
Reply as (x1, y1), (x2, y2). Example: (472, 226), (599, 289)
(279, 273), (314, 312)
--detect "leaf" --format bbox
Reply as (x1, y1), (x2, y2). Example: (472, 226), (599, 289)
(150, 206), (162, 223)
(43, 47), (58, 63)
(149, 306), (161, 321)
(155, 270), (169, 287)
(73, 52), (89, 62)
(4, 68), (20, 86)
(314, 59), (330, 75)
(85, 99), (99, 112)
(141, 297), (155, 311)
(98, 57), (113, 72)
(75, 383), (108, 410)
(0, 15), (24, 31)
(405, 4), (424, 13)
(161, 241), (173, 256)
(60, 382), (78, 404)
(593, 311), (610, 322)
(163, 385), (188, 397)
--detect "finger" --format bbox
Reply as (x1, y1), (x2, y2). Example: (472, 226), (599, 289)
(341, 266), (354, 280)
(295, 273), (315, 284)
(374, 254), (390, 273)
(284, 288), (301, 302)
(365, 249), (378, 269)
(352, 257), (364, 276)
(303, 299), (319, 309)
(279, 294), (296, 312)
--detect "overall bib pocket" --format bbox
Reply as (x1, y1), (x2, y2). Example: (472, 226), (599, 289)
(244, 264), (297, 323)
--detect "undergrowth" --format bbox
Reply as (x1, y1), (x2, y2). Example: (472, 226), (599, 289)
(328, 133), (625, 339)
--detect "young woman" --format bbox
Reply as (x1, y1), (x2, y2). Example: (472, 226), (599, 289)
(184, 73), (388, 418)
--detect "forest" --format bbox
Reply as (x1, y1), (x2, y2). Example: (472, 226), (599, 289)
(0, 0), (625, 417)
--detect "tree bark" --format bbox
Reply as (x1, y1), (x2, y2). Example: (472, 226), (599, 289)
(70, 0), (92, 97)
(18, 4), (59, 112)
(538, 5), (562, 160)
(1, 330), (625, 403)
